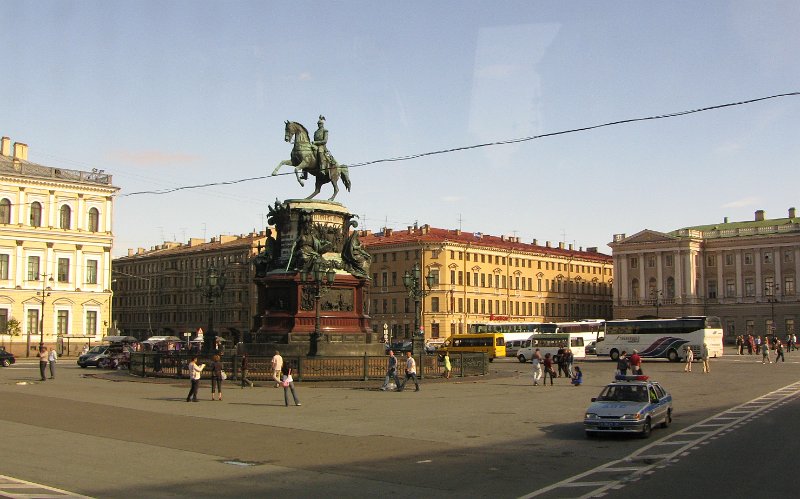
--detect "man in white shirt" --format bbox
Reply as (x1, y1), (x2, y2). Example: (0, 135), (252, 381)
(47, 348), (58, 379)
(271, 350), (284, 388)
(398, 351), (419, 392)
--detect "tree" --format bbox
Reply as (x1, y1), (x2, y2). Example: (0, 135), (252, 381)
(5, 318), (21, 337)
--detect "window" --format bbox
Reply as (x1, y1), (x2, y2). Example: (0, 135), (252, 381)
(744, 278), (755, 297)
(764, 276), (775, 296)
(726, 278), (736, 298)
(786, 319), (795, 335)
(725, 253), (735, 266)
(744, 253), (753, 265)
(784, 250), (793, 263)
(27, 309), (39, 337)
(30, 201), (42, 227)
(665, 254), (673, 267)
(88, 207), (100, 232)
(631, 278), (639, 298)
(431, 297), (439, 312)
(0, 198), (10, 224)
(86, 259), (98, 284)
(85, 311), (98, 336)
(430, 268), (440, 286)
(707, 279), (717, 299)
(57, 258), (70, 282)
(706, 254), (716, 267)
(0, 309), (7, 333)
(0, 254), (8, 280)
(27, 256), (40, 281)
(60, 205), (72, 229)
(763, 251), (773, 264)
(630, 257), (638, 269)
(57, 310), (69, 335)
(647, 256), (656, 268)
(745, 320), (754, 334)
(784, 276), (795, 296)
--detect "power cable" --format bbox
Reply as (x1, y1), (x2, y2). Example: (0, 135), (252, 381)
(101, 91), (798, 197)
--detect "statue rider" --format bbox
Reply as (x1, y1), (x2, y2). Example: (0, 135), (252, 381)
(303, 115), (329, 180)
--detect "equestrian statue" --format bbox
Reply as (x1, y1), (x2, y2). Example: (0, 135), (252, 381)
(271, 116), (351, 201)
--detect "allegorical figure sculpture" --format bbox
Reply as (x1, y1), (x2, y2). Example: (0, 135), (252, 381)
(271, 116), (351, 201)
(342, 220), (372, 279)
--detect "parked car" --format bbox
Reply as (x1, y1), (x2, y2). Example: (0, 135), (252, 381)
(77, 345), (111, 368)
(585, 340), (597, 355)
(0, 346), (15, 367)
(584, 375), (673, 438)
(386, 341), (413, 353)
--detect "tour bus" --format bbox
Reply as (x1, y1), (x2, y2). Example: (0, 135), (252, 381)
(536, 321), (605, 346)
(438, 333), (506, 361)
(470, 322), (544, 334)
(515, 333), (586, 363)
(596, 316), (724, 362)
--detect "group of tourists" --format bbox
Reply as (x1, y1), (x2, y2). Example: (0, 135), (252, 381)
(736, 334), (796, 356)
(184, 350), (301, 406)
(529, 347), (582, 387)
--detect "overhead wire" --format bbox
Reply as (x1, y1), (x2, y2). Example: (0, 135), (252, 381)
(82, 91), (797, 197)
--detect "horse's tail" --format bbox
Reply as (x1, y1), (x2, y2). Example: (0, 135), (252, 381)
(340, 165), (351, 191)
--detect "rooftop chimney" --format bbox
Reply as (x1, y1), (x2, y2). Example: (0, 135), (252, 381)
(546, 241), (551, 248)
(13, 142), (28, 161)
(790, 207), (796, 219)
(532, 238), (538, 245)
(407, 226), (413, 234)
(755, 210), (765, 221)
(558, 242), (565, 249)
(723, 216), (729, 223)
(568, 243), (574, 250)
(128, 249), (134, 257)
(0, 137), (10, 156)
(385, 228), (393, 236)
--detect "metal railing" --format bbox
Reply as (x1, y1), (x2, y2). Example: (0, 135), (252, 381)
(129, 351), (487, 381)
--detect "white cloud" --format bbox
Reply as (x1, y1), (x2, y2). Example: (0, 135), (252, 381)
(722, 196), (758, 208)
(298, 72), (312, 81)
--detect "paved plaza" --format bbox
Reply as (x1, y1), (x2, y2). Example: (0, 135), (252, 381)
(1, 347), (799, 498)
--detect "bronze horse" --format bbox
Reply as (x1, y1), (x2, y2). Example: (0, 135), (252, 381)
(271, 120), (351, 201)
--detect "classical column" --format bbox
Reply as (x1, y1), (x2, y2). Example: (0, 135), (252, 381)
(795, 248), (800, 297)
(755, 250), (762, 298)
(735, 250), (743, 300)
(638, 252), (646, 301)
(716, 250), (724, 300)
(674, 250), (683, 302)
(618, 255), (628, 303)
(656, 251), (663, 295)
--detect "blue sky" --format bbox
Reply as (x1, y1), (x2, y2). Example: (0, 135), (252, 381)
(2, 0), (799, 256)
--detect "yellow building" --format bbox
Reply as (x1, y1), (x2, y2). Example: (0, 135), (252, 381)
(112, 232), (268, 342)
(361, 224), (613, 341)
(0, 136), (118, 356)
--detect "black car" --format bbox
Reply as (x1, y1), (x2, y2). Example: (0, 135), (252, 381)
(0, 346), (15, 367)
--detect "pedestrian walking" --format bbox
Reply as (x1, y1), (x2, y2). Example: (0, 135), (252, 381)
(271, 350), (283, 388)
(701, 343), (711, 373)
(616, 351), (629, 376)
(281, 368), (301, 406)
(531, 348), (543, 386)
(38, 346), (48, 381)
(562, 347), (574, 378)
(571, 366), (583, 386)
(47, 347), (57, 379)
(186, 356), (205, 402)
(240, 353), (253, 388)
(210, 354), (224, 400)
(542, 353), (555, 386)
(398, 351), (419, 392)
(762, 342), (772, 364)
(81, 344), (89, 355)
(775, 341), (785, 363)
(736, 336), (743, 355)
(755, 336), (762, 355)
(380, 350), (401, 390)
(442, 352), (452, 379)
(684, 345), (694, 372)
(629, 350), (643, 375)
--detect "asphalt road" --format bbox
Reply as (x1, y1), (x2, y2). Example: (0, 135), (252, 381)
(1, 348), (798, 498)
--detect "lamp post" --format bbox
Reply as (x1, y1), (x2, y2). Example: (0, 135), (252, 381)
(300, 261), (337, 356)
(403, 262), (434, 342)
(195, 266), (226, 354)
(31, 274), (54, 356)
(650, 289), (663, 318)
(765, 282), (780, 340)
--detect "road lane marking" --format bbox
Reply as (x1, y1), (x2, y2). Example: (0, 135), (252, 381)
(0, 474), (92, 498)
(518, 380), (800, 499)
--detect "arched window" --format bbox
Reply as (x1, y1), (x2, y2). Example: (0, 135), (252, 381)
(0, 198), (10, 224)
(88, 207), (100, 232)
(60, 205), (71, 229)
(30, 202), (42, 227)
(648, 277), (657, 296)
(666, 277), (675, 299)
(631, 278), (640, 299)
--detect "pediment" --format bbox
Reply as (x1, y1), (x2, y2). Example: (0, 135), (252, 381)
(614, 230), (676, 245)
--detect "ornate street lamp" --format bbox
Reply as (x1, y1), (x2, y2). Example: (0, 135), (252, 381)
(403, 262), (434, 339)
(765, 282), (780, 340)
(195, 266), (226, 354)
(299, 261), (337, 356)
(650, 289), (663, 318)
(32, 274), (54, 356)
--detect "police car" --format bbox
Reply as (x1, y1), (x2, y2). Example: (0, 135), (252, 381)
(584, 375), (673, 438)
